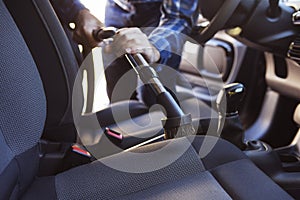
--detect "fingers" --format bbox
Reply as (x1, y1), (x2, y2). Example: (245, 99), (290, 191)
(106, 28), (160, 63)
(73, 9), (104, 48)
(125, 46), (160, 64)
(71, 10), (160, 63)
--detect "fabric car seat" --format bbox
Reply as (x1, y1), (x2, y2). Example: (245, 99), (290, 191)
(5, 0), (215, 150)
(0, 1), (293, 199)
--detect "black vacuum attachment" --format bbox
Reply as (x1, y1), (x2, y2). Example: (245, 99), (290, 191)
(93, 27), (195, 139)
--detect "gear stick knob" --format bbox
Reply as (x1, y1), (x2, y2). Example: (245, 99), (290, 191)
(268, 0), (280, 18)
(216, 83), (246, 149)
(216, 83), (246, 116)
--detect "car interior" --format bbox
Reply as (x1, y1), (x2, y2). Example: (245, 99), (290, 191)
(1, 0), (300, 199)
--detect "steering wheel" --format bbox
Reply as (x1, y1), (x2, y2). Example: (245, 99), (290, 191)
(194, 0), (241, 44)
(196, 0), (299, 58)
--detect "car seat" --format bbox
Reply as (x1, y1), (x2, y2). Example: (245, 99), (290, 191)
(5, 0), (215, 150)
(0, 0), (293, 199)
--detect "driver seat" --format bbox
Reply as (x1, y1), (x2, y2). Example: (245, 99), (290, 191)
(0, 0), (293, 199)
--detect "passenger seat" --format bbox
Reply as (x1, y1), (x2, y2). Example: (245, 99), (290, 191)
(4, 0), (215, 150)
(0, 0), (293, 199)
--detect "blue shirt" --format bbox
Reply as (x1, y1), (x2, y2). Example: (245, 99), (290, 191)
(147, 0), (199, 65)
(51, 0), (199, 66)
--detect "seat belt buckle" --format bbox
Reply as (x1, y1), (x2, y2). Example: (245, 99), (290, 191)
(105, 127), (123, 143)
(61, 144), (94, 170)
(71, 144), (91, 158)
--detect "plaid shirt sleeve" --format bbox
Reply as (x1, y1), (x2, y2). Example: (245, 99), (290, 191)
(148, 0), (199, 67)
(51, 0), (87, 23)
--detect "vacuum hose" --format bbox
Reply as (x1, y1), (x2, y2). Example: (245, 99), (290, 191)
(93, 27), (195, 139)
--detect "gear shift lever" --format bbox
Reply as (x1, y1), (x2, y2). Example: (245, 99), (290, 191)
(216, 83), (245, 116)
(268, 0), (281, 18)
(216, 83), (246, 149)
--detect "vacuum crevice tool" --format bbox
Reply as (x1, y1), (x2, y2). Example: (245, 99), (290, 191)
(125, 53), (195, 139)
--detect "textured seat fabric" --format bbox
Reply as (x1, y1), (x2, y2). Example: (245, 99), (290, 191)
(6, 0), (215, 146)
(5, 0), (81, 143)
(0, 1), (46, 198)
(0, 0), (293, 199)
(6, 0), (216, 152)
(23, 136), (292, 200)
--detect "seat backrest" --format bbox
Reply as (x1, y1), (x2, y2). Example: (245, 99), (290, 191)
(5, 0), (80, 142)
(0, 0), (46, 198)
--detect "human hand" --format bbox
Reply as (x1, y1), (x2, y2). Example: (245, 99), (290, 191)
(105, 28), (160, 63)
(73, 9), (104, 48)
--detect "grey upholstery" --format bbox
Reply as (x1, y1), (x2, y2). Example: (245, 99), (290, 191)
(0, 2), (46, 155)
(5, 0), (216, 149)
(23, 137), (292, 200)
(5, 0), (79, 142)
(0, 0), (294, 199)
(0, 0), (46, 198)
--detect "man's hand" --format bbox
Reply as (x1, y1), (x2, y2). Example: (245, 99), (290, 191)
(73, 9), (104, 48)
(106, 28), (160, 63)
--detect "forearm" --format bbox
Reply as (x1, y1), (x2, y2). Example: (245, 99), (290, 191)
(51, 0), (87, 23)
(148, 18), (190, 66)
(148, 0), (199, 66)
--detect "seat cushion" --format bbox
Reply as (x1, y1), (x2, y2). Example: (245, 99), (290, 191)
(23, 136), (292, 200)
(95, 100), (149, 128)
(80, 97), (214, 153)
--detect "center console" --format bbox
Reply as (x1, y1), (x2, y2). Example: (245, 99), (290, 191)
(244, 104), (300, 197)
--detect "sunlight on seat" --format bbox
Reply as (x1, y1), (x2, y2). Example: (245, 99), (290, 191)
(80, 1), (109, 113)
